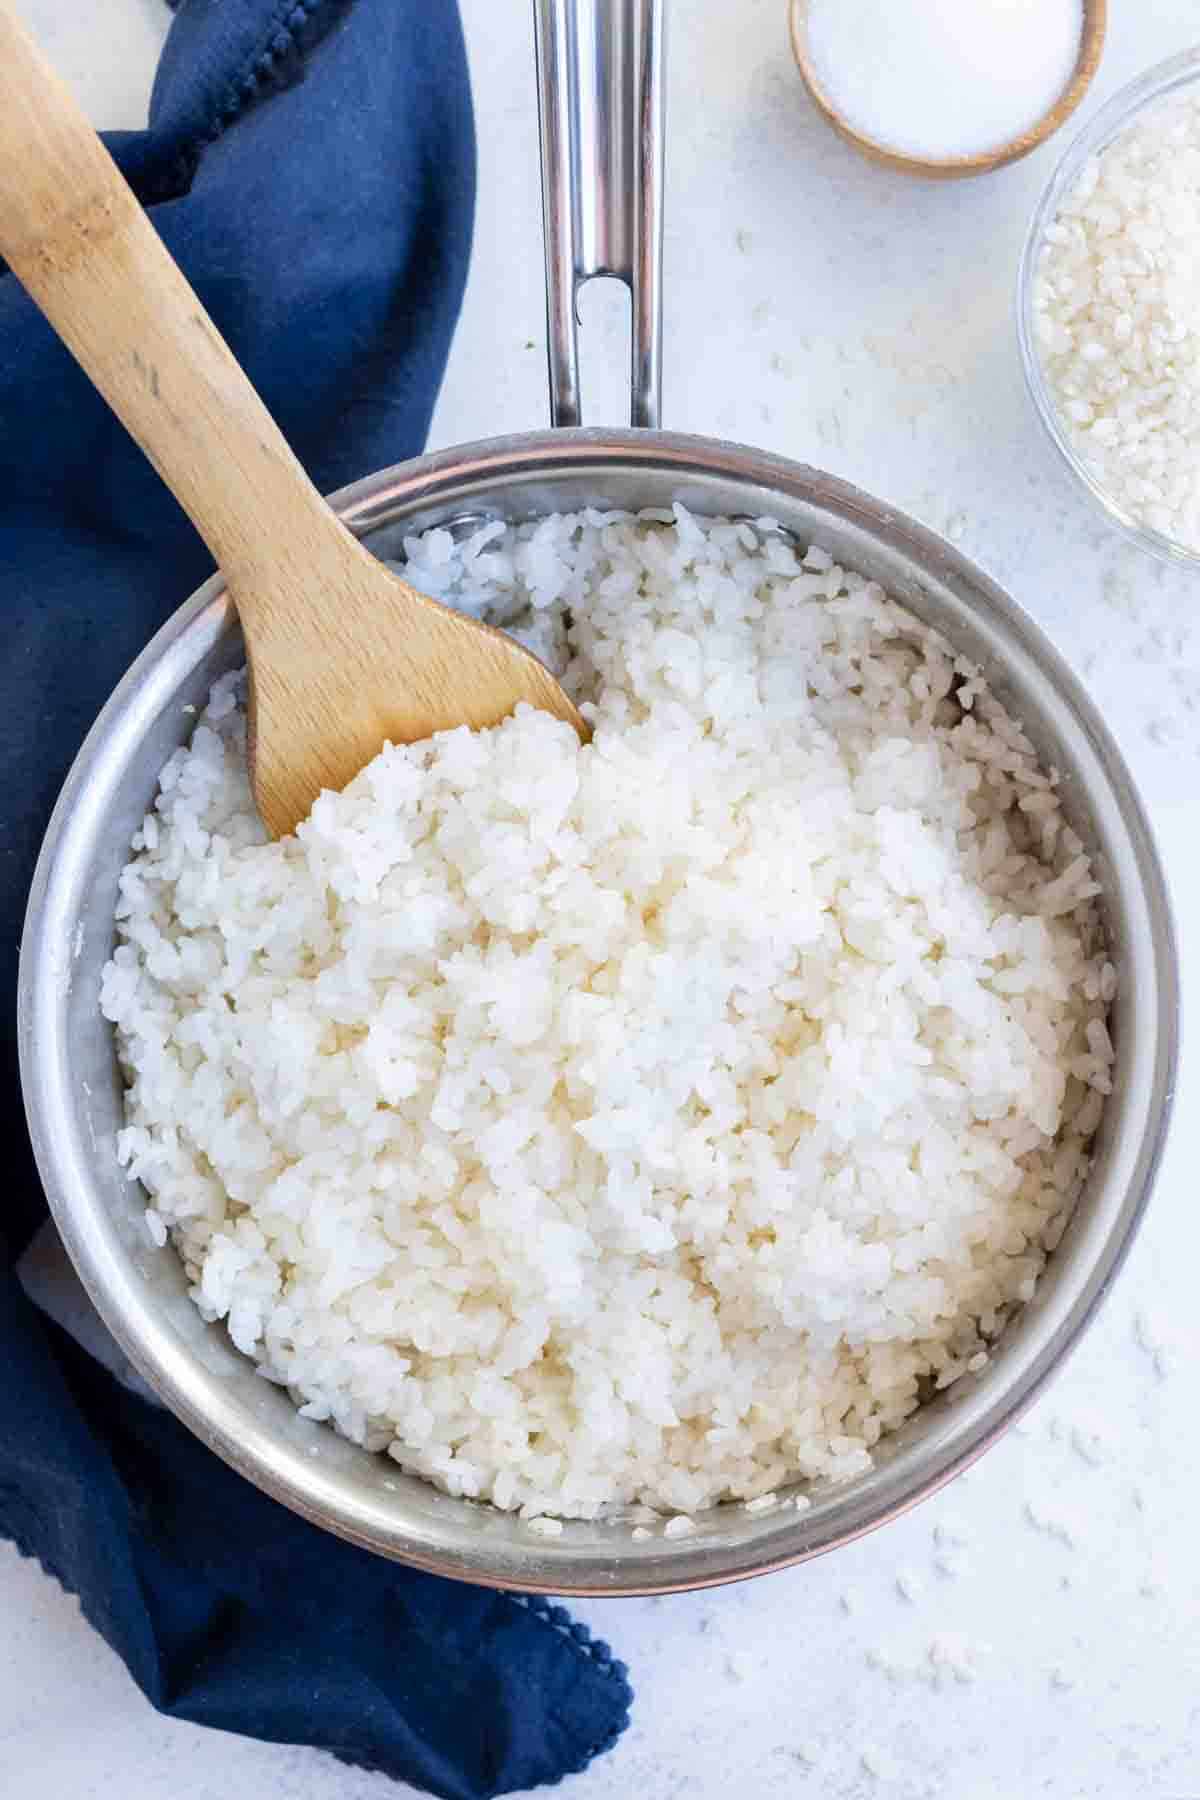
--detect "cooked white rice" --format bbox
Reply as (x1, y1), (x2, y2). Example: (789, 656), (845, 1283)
(100, 508), (1113, 1520)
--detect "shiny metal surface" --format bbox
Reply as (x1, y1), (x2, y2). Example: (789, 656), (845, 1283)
(19, 426), (1178, 1594)
(534, 0), (664, 427)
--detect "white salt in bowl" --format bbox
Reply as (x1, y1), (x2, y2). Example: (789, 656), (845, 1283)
(1018, 49), (1200, 567)
(790, 0), (1106, 180)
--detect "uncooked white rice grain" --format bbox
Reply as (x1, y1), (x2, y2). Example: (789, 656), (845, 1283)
(1034, 93), (1200, 548)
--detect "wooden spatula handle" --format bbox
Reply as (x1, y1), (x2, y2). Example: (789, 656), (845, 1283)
(0, 0), (335, 599)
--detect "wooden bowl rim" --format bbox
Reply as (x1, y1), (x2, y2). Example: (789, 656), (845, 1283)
(788, 0), (1108, 180)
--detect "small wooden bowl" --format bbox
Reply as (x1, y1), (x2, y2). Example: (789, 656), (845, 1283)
(789, 0), (1107, 180)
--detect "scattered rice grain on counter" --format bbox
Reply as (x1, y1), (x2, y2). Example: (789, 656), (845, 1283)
(100, 507), (1113, 1520)
(1033, 93), (1200, 548)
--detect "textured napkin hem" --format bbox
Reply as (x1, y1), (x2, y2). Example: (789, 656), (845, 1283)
(1, 1490), (633, 1797)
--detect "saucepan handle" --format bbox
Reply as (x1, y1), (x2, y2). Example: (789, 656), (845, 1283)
(533, 0), (665, 429)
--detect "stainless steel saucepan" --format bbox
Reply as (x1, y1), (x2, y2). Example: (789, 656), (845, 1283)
(18, 0), (1177, 1595)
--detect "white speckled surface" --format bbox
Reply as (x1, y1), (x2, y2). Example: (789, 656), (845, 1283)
(4, 3), (1200, 1796)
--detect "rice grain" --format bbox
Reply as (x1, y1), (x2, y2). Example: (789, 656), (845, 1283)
(101, 508), (1112, 1519)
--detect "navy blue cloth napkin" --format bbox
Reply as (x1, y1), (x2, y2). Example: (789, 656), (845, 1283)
(0, 3), (632, 1794)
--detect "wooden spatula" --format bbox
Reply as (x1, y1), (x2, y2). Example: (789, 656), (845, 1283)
(0, 3), (587, 839)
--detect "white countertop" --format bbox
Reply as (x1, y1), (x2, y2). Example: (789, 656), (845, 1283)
(4, 3), (1199, 1797)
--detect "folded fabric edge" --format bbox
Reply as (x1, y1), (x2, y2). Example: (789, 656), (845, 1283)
(507, 1597), (634, 1775)
(328, 1595), (633, 1793)
(0, 1485), (132, 1676)
(164, 0), (353, 162)
(1, 1484), (634, 1797)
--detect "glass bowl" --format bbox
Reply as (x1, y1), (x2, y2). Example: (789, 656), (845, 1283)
(1017, 48), (1200, 569)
